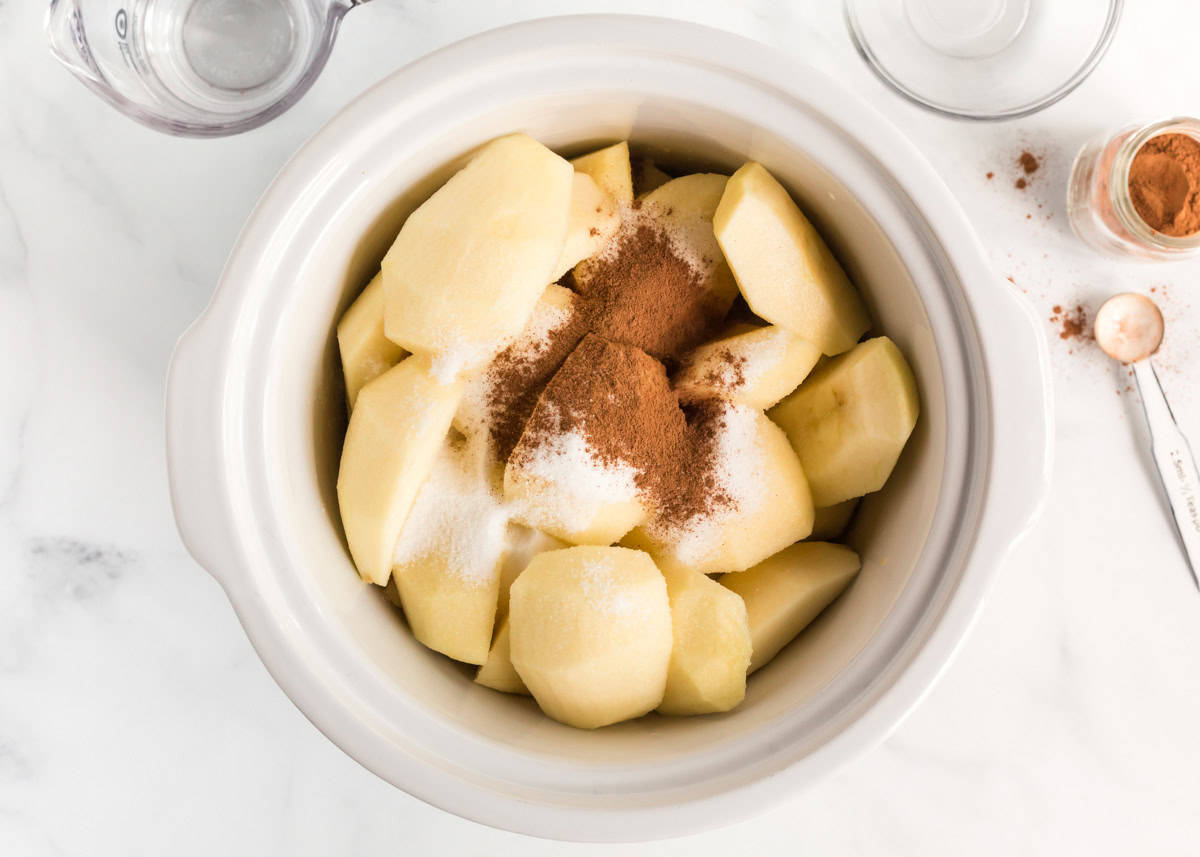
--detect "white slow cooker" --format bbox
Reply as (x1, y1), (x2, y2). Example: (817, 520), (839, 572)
(165, 16), (1051, 842)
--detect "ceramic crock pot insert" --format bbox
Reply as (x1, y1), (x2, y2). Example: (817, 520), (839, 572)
(166, 17), (1049, 842)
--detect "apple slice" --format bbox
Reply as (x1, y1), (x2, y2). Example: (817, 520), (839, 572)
(391, 438), (509, 665)
(640, 173), (740, 319)
(657, 565), (752, 716)
(337, 272), (408, 409)
(508, 546), (672, 728)
(721, 541), (860, 673)
(714, 162), (870, 355)
(336, 356), (462, 586)
(495, 523), (568, 620)
(382, 133), (574, 380)
(769, 336), (919, 506)
(673, 322), (822, 410)
(810, 499), (860, 540)
(475, 617), (528, 695)
(570, 141), (634, 205)
(632, 155), (672, 196)
(550, 173), (621, 280)
(473, 524), (564, 694)
(624, 402), (814, 575)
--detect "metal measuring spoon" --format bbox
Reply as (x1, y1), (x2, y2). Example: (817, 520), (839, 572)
(1094, 293), (1200, 588)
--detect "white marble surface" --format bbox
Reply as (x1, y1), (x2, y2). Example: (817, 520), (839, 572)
(2, 0), (1199, 853)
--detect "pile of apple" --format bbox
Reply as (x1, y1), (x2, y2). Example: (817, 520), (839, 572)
(335, 134), (919, 729)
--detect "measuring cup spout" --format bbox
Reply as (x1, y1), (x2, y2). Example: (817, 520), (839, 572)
(45, 0), (101, 85)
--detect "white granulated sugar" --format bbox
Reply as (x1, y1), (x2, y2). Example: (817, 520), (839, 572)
(589, 203), (708, 283)
(392, 441), (509, 588)
(577, 554), (638, 618)
(429, 338), (497, 384)
(454, 371), (491, 438)
(653, 403), (766, 566)
(517, 300), (572, 360)
(664, 217), (717, 277)
(636, 198), (719, 279)
(516, 428), (641, 532)
(736, 328), (789, 388)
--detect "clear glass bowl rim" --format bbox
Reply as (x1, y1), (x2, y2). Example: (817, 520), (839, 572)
(843, 0), (1125, 121)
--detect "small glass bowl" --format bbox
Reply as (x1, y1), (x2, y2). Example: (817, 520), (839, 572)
(845, 0), (1123, 121)
(1067, 117), (1200, 261)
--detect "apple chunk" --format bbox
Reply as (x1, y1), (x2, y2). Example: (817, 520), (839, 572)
(475, 617), (528, 695)
(632, 155), (672, 196)
(475, 523), (566, 693)
(494, 524), (568, 621)
(336, 356), (462, 586)
(714, 162), (869, 355)
(810, 499), (859, 540)
(639, 173), (740, 319)
(657, 566), (752, 716)
(382, 133), (574, 379)
(722, 541), (860, 673)
(551, 173), (621, 280)
(673, 322), (821, 410)
(769, 336), (919, 507)
(509, 546), (672, 728)
(337, 272), (407, 409)
(391, 439), (509, 665)
(624, 402), (814, 575)
(570, 141), (634, 205)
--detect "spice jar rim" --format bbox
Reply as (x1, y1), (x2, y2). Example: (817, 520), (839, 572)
(1109, 116), (1200, 251)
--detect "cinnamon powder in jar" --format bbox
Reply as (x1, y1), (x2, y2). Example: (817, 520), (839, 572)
(1128, 133), (1200, 237)
(1067, 119), (1200, 259)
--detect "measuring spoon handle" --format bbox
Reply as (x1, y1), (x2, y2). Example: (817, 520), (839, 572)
(1133, 359), (1200, 589)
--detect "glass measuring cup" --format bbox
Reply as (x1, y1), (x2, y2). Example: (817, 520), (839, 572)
(46, 0), (373, 136)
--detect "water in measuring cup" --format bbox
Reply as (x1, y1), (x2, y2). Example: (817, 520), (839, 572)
(47, 0), (358, 134)
(139, 0), (317, 110)
(183, 0), (296, 90)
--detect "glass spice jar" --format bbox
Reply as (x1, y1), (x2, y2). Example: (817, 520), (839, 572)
(1067, 116), (1200, 260)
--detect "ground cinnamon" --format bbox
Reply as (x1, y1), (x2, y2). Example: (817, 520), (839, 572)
(1015, 150), (1039, 190)
(512, 333), (730, 526)
(700, 347), (747, 392)
(1050, 304), (1089, 341)
(481, 208), (725, 460)
(480, 310), (589, 463)
(570, 215), (722, 361)
(1128, 133), (1200, 237)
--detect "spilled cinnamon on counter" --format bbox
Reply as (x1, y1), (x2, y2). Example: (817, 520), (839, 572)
(1128, 133), (1200, 237)
(1015, 150), (1039, 190)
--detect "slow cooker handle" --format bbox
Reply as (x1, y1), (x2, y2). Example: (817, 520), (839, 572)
(165, 314), (241, 593)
